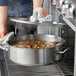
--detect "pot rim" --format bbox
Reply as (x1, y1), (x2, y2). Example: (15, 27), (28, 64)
(7, 34), (65, 50)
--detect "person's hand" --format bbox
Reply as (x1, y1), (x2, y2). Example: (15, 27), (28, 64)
(34, 7), (48, 17)
(0, 32), (14, 44)
(0, 25), (7, 38)
(30, 7), (48, 22)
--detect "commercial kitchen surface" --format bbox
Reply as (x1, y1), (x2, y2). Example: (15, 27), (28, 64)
(4, 52), (65, 76)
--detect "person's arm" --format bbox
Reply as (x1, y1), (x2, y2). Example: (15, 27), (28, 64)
(30, 0), (48, 22)
(33, 0), (43, 10)
(0, 0), (8, 38)
(33, 0), (48, 16)
(0, 6), (7, 38)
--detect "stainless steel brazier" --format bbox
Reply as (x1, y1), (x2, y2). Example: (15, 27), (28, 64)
(0, 32), (68, 66)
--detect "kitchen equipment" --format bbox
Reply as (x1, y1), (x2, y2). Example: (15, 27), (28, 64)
(68, 0), (76, 4)
(69, 4), (76, 19)
(52, 0), (57, 6)
(61, 0), (69, 16)
(37, 22), (64, 36)
(0, 32), (69, 66)
(67, 0), (76, 18)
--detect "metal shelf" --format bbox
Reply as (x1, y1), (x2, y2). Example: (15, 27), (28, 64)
(62, 16), (76, 32)
(51, 6), (76, 32)
(51, 5), (75, 76)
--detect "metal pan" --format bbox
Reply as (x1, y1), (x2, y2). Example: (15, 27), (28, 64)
(0, 32), (69, 66)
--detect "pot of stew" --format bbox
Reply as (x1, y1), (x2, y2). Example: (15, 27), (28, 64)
(0, 32), (69, 66)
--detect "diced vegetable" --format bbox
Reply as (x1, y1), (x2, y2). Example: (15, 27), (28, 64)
(11, 40), (61, 49)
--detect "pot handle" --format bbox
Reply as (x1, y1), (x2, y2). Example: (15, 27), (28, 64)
(57, 47), (69, 54)
(2, 32), (14, 44)
(0, 32), (14, 51)
(0, 44), (9, 51)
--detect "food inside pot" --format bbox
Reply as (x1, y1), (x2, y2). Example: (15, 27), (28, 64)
(11, 40), (61, 49)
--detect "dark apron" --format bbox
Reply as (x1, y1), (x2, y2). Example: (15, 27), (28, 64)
(7, 0), (33, 17)
(7, 17), (37, 37)
(7, 0), (36, 36)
